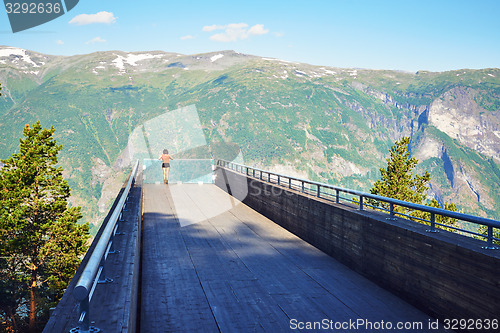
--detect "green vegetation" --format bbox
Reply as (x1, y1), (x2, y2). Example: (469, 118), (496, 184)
(0, 122), (90, 332)
(370, 137), (431, 210)
(0, 50), (499, 227)
(369, 137), (458, 229)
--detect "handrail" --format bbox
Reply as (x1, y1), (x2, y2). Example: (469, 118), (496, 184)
(216, 159), (500, 249)
(71, 160), (139, 333)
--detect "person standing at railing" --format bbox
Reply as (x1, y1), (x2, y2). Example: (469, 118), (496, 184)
(159, 149), (174, 184)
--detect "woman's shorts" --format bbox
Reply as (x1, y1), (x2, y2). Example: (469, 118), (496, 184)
(162, 163), (170, 168)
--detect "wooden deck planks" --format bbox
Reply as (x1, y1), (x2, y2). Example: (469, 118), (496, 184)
(141, 185), (219, 332)
(227, 202), (439, 327)
(140, 184), (448, 332)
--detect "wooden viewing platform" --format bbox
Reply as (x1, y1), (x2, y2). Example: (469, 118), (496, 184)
(140, 183), (447, 332)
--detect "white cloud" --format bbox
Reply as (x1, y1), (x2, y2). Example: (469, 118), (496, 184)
(180, 35), (195, 40)
(204, 23), (269, 42)
(56, 40), (64, 45)
(69, 11), (117, 25)
(248, 24), (269, 36)
(210, 23), (248, 42)
(202, 24), (225, 32)
(86, 37), (107, 44)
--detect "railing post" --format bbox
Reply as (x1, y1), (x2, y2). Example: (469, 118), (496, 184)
(277, 175), (280, 185)
(359, 196), (363, 210)
(317, 185), (320, 197)
(336, 189), (340, 203)
(483, 226), (498, 249)
(301, 181), (305, 193)
(70, 294), (101, 333)
(108, 231), (116, 254)
(427, 212), (437, 233)
(77, 296), (90, 333)
(253, 169), (255, 178)
(97, 254), (112, 284)
(268, 173), (270, 182)
(260, 171), (263, 180)
(289, 178), (292, 189)
(487, 226), (493, 248)
(386, 202), (397, 220)
(108, 224), (121, 254)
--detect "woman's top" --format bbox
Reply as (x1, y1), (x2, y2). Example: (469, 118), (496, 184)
(160, 154), (172, 163)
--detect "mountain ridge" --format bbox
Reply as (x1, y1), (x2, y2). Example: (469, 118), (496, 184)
(0, 46), (499, 231)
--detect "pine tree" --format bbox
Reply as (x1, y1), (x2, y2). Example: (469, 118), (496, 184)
(370, 136), (457, 229)
(370, 136), (430, 213)
(0, 122), (89, 332)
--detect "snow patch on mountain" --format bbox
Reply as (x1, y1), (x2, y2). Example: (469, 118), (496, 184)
(211, 54), (224, 62)
(126, 53), (163, 66)
(22, 70), (39, 76)
(262, 57), (299, 65)
(112, 53), (164, 71)
(295, 70), (307, 77)
(320, 68), (337, 75)
(0, 47), (40, 67)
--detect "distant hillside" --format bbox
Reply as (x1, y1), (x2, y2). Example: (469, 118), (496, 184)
(0, 46), (499, 232)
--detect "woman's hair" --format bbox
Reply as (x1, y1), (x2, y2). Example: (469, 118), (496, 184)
(163, 149), (168, 154)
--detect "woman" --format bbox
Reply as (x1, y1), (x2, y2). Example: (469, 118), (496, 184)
(159, 149), (174, 184)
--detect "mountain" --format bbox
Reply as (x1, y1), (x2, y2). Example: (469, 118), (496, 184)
(0, 46), (499, 233)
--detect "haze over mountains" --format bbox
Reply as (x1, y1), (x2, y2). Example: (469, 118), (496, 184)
(0, 46), (499, 230)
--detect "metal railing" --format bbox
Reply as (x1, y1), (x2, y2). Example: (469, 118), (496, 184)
(71, 160), (139, 333)
(216, 159), (500, 249)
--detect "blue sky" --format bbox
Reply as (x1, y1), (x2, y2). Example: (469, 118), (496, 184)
(1, 0), (499, 72)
